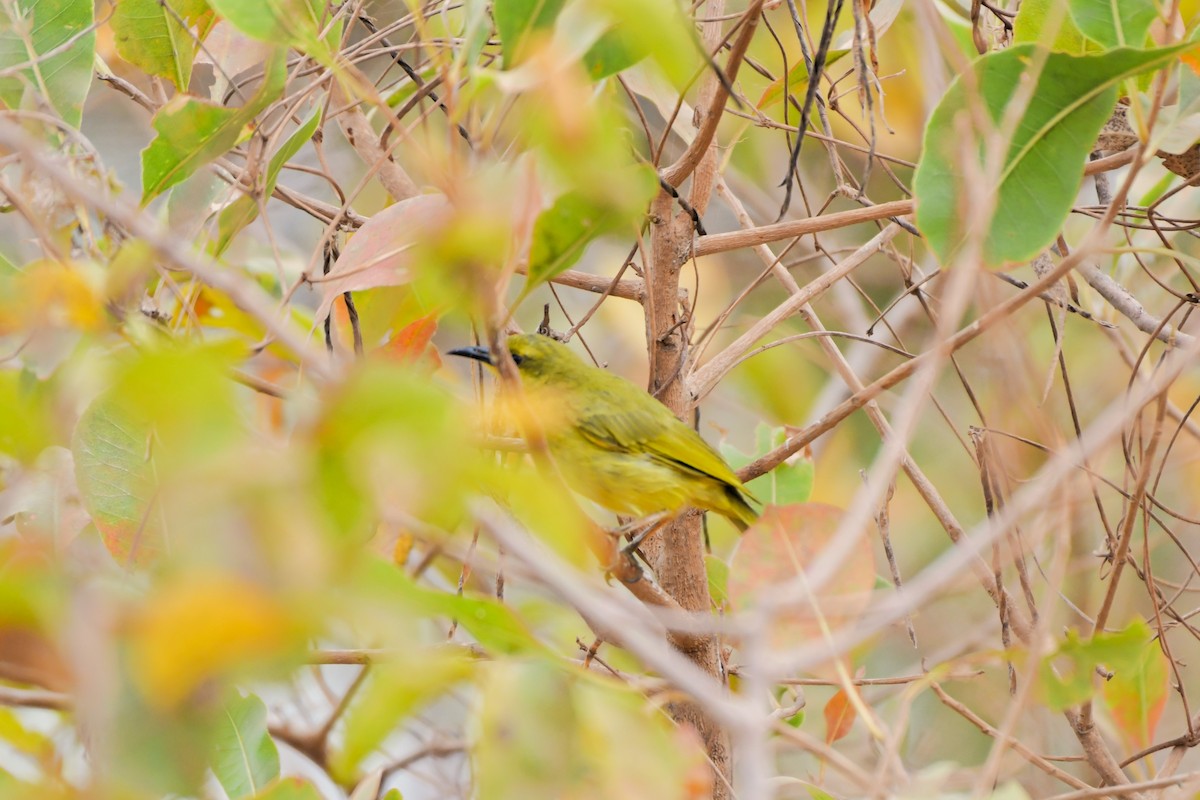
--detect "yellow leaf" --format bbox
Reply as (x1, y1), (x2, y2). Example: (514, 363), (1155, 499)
(0, 260), (104, 334)
(130, 572), (295, 709)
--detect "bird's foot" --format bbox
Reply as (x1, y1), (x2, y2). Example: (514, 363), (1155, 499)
(616, 512), (673, 557)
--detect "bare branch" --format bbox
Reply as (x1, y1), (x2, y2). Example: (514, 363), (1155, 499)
(694, 199), (911, 256)
(661, 0), (764, 187)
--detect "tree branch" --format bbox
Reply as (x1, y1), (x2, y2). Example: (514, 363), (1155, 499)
(661, 0), (764, 187)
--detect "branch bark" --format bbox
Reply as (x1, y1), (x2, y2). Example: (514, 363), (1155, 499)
(661, 0), (764, 188)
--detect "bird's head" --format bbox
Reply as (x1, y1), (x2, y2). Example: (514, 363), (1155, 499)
(448, 333), (582, 386)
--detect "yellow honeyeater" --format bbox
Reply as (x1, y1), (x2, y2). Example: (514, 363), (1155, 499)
(450, 333), (758, 531)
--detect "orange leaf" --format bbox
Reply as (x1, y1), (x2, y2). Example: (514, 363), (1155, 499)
(1184, 52), (1200, 77)
(381, 312), (441, 369)
(824, 688), (856, 744)
(384, 313), (437, 358)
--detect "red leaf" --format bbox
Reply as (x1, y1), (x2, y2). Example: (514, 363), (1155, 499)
(824, 688), (856, 744)
(380, 313), (441, 369)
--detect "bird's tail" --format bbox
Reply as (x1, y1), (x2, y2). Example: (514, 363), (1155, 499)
(722, 486), (759, 533)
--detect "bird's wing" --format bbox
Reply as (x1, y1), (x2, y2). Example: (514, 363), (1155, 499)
(573, 390), (747, 490)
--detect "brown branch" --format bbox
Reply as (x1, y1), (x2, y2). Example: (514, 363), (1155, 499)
(1043, 771), (1200, 800)
(1077, 262), (1195, 347)
(685, 0), (727, 217)
(691, 149), (1132, 258)
(514, 263), (647, 300)
(661, 0), (764, 187)
(329, 82), (420, 201)
(693, 199), (911, 257)
(0, 685), (72, 711)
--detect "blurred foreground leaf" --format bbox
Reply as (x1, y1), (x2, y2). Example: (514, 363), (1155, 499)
(334, 647), (475, 778)
(130, 571), (303, 708)
(206, 0), (337, 66)
(72, 344), (242, 565)
(729, 504), (875, 654)
(475, 660), (707, 800)
(71, 388), (163, 566)
(1101, 622), (1169, 749)
(253, 778), (325, 799)
(493, 0), (565, 67)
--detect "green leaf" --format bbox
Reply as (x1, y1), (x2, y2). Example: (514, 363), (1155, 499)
(523, 192), (620, 292)
(358, 558), (545, 655)
(721, 423), (814, 507)
(582, 27), (646, 79)
(71, 389), (162, 567)
(206, 0), (336, 66)
(1069, 0), (1158, 49)
(456, 0), (490, 72)
(71, 344), (242, 566)
(1037, 619), (1157, 711)
(1101, 622), (1169, 748)
(211, 692), (280, 800)
(914, 44), (1196, 268)
(334, 649), (474, 778)
(0, 0), (95, 127)
(1013, 0), (1092, 53)
(111, 0), (214, 90)
(589, 0), (696, 86)
(141, 50), (287, 201)
(757, 50), (849, 110)
(493, 0), (567, 68)
(212, 108), (322, 256)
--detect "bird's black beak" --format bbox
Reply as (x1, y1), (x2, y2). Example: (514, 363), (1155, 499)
(447, 345), (494, 365)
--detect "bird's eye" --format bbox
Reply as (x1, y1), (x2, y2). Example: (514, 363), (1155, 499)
(510, 353), (525, 365)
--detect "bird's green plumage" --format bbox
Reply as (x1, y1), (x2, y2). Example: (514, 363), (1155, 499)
(453, 333), (758, 530)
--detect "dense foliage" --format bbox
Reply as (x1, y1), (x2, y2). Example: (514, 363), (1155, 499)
(3, 0), (1200, 798)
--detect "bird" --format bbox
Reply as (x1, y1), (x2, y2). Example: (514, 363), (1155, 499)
(449, 333), (758, 531)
